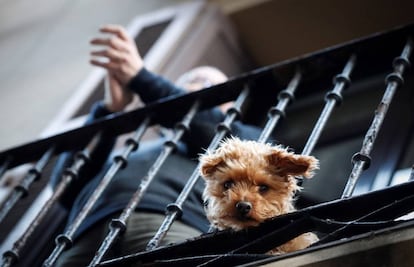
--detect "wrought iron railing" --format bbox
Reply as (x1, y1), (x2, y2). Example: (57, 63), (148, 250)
(1, 23), (414, 267)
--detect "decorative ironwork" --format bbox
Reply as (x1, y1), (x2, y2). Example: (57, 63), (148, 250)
(0, 147), (55, 225)
(301, 55), (356, 157)
(1, 133), (102, 267)
(257, 70), (301, 144)
(43, 118), (150, 267)
(87, 101), (201, 266)
(342, 38), (413, 198)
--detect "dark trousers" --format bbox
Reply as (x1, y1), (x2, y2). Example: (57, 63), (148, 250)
(55, 211), (201, 267)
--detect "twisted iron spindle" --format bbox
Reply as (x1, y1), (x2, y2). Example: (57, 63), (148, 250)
(257, 70), (302, 144)
(87, 102), (200, 266)
(146, 85), (250, 250)
(301, 54), (357, 157)
(0, 146), (56, 224)
(295, 55), (357, 187)
(342, 39), (412, 198)
(1, 133), (102, 267)
(43, 118), (150, 267)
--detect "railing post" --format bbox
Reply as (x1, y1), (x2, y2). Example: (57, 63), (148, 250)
(294, 55), (357, 187)
(301, 55), (357, 157)
(342, 39), (413, 198)
(257, 70), (301, 144)
(0, 147), (55, 225)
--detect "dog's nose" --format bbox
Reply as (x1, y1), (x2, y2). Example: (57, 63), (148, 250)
(236, 201), (252, 215)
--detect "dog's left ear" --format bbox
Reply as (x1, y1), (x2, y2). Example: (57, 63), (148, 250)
(266, 148), (319, 179)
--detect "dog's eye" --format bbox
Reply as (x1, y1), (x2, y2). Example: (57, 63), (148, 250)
(223, 180), (234, 190)
(258, 184), (269, 194)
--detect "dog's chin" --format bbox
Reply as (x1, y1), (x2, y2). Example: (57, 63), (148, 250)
(219, 214), (261, 230)
(236, 214), (255, 222)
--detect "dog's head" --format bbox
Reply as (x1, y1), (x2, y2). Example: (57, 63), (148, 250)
(199, 137), (319, 230)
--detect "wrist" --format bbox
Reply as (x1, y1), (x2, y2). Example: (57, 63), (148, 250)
(92, 101), (114, 118)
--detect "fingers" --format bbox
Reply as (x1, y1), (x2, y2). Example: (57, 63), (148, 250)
(90, 36), (128, 52)
(91, 48), (125, 62)
(89, 24), (144, 85)
(90, 26), (129, 69)
(89, 58), (119, 71)
(99, 24), (130, 41)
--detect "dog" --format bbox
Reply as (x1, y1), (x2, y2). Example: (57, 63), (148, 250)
(199, 136), (319, 254)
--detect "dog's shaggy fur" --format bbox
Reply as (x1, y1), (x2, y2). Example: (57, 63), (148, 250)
(199, 137), (319, 254)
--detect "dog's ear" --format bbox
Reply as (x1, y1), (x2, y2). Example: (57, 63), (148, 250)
(199, 153), (225, 179)
(266, 148), (319, 179)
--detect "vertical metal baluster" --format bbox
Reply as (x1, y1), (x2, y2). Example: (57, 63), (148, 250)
(257, 70), (302, 144)
(0, 146), (56, 224)
(1, 133), (102, 267)
(87, 102), (200, 267)
(302, 55), (357, 157)
(0, 156), (12, 180)
(295, 55), (357, 187)
(42, 118), (150, 267)
(146, 85), (250, 251)
(342, 39), (412, 198)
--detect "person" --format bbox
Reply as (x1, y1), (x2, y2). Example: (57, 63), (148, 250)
(51, 24), (262, 266)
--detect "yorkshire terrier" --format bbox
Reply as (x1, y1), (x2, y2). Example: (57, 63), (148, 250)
(199, 136), (319, 254)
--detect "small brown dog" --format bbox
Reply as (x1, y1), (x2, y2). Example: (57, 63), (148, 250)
(199, 137), (319, 254)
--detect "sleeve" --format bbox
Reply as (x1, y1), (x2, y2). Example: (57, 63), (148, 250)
(184, 108), (263, 157)
(49, 101), (116, 210)
(128, 68), (264, 155)
(127, 67), (186, 103)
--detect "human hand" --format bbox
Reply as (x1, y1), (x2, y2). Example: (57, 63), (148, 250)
(90, 24), (144, 86)
(103, 72), (134, 112)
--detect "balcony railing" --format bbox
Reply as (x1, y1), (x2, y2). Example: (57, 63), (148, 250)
(1, 21), (414, 267)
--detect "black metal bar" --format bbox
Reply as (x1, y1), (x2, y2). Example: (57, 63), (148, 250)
(257, 70), (301, 144)
(145, 85), (250, 251)
(87, 102), (201, 267)
(301, 54), (356, 157)
(314, 194), (414, 245)
(342, 38), (413, 198)
(1, 133), (103, 267)
(42, 118), (150, 267)
(0, 156), (12, 180)
(0, 146), (55, 225)
(294, 55), (356, 187)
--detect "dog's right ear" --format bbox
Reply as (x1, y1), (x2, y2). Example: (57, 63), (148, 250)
(199, 153), (225, 179)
